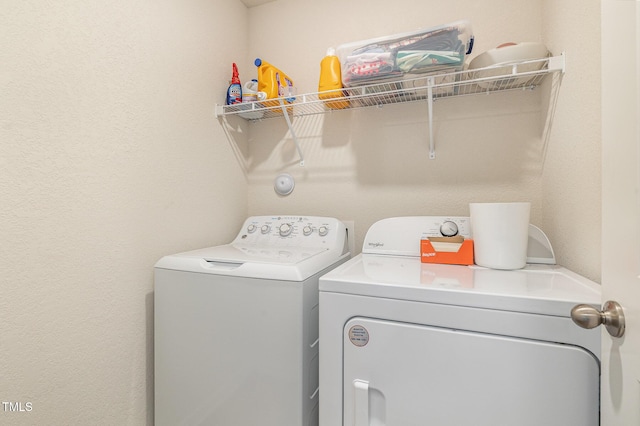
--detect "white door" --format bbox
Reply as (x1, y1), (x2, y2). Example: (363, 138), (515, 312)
(600, 0), (640, 424)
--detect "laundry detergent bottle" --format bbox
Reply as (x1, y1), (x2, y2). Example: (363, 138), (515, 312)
(318, 47), (349, 109)
(226, 63), (242, 105)
(254, 58), (295, 109)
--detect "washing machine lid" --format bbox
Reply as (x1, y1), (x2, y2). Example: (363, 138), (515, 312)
(155, 243), (346, 281)
(155, 215), (350, 281)
(319, 255), (600, 317)
(174, 243), (327, 265)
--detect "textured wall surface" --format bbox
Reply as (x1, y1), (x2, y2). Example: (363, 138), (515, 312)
(0, 1), (247, 424)
(541, 0), (601, 281)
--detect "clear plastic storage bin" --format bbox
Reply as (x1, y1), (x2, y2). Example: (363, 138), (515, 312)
(336, 20), (474, 88)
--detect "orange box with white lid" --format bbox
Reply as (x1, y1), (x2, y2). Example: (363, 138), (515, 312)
(420, 237), (474, 266)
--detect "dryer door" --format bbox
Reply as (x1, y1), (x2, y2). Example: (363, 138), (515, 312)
(343, 318), (599, 426)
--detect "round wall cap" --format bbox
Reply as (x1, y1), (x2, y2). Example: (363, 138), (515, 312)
(274, 173), (295, 196)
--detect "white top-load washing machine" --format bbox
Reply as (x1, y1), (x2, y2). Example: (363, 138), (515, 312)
(319, 217), (601, 426)
(154, 215), (349, 426)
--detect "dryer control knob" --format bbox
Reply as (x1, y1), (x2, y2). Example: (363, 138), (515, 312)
(279, 223), (293, 237)
(261, 225), (271, 234)
(318, 226), (329, 237)
(440, 221), (459, 237)
(303, 226), (313, 236)
(247, 224), (257, 233)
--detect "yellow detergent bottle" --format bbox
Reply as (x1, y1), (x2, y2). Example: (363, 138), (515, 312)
(318, 47), (349, 109)
(254, 58), (295, 111)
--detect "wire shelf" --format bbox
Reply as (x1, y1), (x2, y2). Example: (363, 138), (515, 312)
(215, 54), (565, 121)
(216, 54), (564, 163)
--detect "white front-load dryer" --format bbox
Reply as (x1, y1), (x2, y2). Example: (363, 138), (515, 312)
(154, 216), (349, 426)
(319, 217), (601, 426)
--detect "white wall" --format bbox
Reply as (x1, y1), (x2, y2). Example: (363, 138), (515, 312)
(244, 0), (601, 282)
(541, 0), (601, 281)
(0, 1), (247, 424)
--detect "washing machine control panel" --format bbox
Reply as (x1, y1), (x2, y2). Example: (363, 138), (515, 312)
(233, 216), (347, 250)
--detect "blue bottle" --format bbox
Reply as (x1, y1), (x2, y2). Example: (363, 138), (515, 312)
(226, 63), (242, 105)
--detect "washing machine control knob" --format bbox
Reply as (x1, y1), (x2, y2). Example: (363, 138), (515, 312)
(261, 225), (271, 234)
(247, 224), (257, 233)
(439, 221), (459, 237)
(303, 226), (313, 236)
(279, 223), (293, 237)
(318, 226), (329, 237)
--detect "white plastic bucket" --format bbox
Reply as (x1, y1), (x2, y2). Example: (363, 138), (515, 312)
(470, 202), (531, 270)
